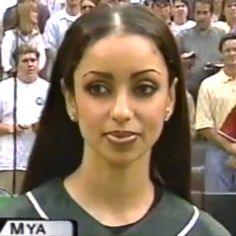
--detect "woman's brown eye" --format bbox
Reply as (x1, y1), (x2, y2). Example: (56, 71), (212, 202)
(86, 83), (111, 96)
(134, 84), (158, 97)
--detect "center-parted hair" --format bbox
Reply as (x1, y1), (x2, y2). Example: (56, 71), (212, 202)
(22, 5), (191, 202)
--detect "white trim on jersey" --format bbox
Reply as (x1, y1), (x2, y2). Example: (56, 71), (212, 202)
(26, 191), (49, 220)
(177, 206), (200, 236)
(26, 191), (200, 234)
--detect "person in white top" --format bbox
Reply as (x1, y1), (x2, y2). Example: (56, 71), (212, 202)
(170, 0), (196, 36)
(196, 33), (236, 192)
(1, 1), (46, 78)
(0, 44), (49, 195)
(43, 0), (80, 80)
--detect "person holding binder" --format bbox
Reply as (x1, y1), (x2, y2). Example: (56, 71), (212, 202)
(196, 33), (236, 192)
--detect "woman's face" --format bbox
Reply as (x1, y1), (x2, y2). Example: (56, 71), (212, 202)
(152, 3), (171, 22)
(173, 1), (188, 20)
(18, 1), (38, 26)
(65, 34), (176, 166)
(224, 0), (236, 21)
(30, 8), (38, 25)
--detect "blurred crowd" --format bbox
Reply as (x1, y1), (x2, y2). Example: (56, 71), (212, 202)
(0, 0), (235, 198)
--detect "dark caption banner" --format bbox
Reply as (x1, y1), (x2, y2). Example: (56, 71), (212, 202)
(0, 219), (77, 236)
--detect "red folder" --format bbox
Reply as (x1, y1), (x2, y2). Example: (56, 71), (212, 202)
(218, 105), (236, 142)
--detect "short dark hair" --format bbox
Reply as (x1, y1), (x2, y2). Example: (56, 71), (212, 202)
(194, 0), (214, 14)
(152, 0), (171, 6)
(219, 33), (236, 52)
(22, 5), (191, 202)
(173, 0), (189, 7)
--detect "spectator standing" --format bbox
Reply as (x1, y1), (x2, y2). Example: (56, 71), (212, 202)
(214, 0), (236, 33)
(170, 0), (196, 36)
(1, 1), (46, 78)
(43, 0), (80, 80)
(80, 0), (100, 15)
(3, 0), (50, 34)
(150, 0), (172, 26)
(178, 0), (225, 102)
(40, 0), (65, 14)
(196, 33), (236, 192)
(211, 0), (224, 22)
(0, 45), (49, 194)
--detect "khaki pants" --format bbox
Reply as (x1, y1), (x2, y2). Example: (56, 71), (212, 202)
(0, 171), (26, 195)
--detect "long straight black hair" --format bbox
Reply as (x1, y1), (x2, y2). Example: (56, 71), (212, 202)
(22, 5), (191, 201)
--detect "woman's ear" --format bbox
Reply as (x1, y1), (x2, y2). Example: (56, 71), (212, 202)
(61, 79), (77, 122)
(165, 78), (178, 122)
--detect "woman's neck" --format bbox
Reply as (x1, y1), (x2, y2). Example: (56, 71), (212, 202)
(64, 148), (156, 226)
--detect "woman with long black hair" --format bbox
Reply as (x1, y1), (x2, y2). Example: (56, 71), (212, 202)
(0, 5), (230, 236)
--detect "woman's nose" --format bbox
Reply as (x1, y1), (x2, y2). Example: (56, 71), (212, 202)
(110, 92), (134, 124)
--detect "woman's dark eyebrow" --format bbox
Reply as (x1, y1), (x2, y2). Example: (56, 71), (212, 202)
(82, 71), (113, 79)
(82, 69), (161, 79)
(131, 69), (162, 78)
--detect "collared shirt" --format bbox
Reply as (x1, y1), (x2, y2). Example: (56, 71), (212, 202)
(195, 69), (236, 131)
(1, 28), (46, 72)
(0, 77), (49, 170)
(43, 9), (80, 53)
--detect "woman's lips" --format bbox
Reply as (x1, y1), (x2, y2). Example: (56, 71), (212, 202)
(105, 131), (139, 144)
